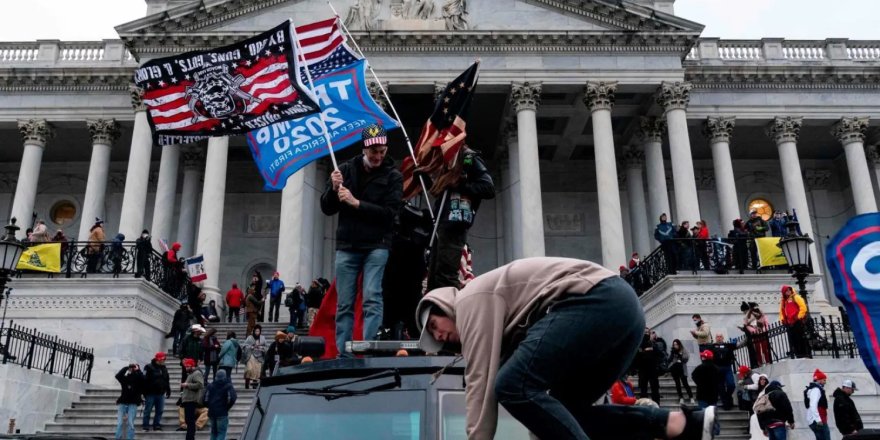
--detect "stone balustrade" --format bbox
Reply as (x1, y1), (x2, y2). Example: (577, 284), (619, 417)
(687, 38), (880, 63)
(0, 40), (135, 67)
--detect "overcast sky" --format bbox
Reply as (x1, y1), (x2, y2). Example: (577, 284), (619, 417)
(0, 0), (876, 41)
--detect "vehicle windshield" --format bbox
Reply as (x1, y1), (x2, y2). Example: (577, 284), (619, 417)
(258, 390), (425, 440)
(439, 391), (530, 439)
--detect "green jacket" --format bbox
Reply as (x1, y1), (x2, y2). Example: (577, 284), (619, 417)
(181, 368), (204, 403)
(179, 334), (203, 362)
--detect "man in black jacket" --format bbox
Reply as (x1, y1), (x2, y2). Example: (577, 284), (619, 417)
(425, 146), (495, 290)
(691, 350), (720, 409)
(321, 123), (403, 357)
(142, 352), (171, 432)
(169, 303), (193, 356)
(756, 380), (795, 439)
(134, 229), (153, 280)
(832, 380), (863, 437)
(636, 327), (661, 403)
(115, 362), (144, 440)
(710, 334), (737, 410)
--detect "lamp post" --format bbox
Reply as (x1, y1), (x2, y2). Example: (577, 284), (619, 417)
(777, 218), (814, 310)
(0, 219), (24, 322)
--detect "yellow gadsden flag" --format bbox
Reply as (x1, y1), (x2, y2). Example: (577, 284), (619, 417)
(17, 243), (62, 273)
(755, 237), (787, 268)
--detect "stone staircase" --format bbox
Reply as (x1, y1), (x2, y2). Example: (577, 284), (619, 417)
(38, 320), (294, 439)
(651, 374), (752, 440)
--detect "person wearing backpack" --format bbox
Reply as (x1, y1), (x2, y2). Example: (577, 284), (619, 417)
(755, 380), (794, 440)
(180, 358), (205, 440)
(205, 369), (237, 440)
(217, 331), (240, 380)
(805, 369), (830, 440)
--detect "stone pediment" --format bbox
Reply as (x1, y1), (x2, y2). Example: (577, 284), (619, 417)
(115, 0), (704, 36)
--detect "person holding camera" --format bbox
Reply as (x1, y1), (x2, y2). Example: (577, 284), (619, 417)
(115, 361), (144, 440)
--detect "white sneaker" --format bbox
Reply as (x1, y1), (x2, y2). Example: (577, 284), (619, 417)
(679, 398), (685, 405)
(690, 397), (696, 405)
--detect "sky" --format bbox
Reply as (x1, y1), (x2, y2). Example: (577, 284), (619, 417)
(0, 0), (877, 41)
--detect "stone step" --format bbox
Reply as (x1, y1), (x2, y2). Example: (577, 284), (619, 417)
(43, 422), (245, 433)
(60, 407), (251, 418)
(49, 414), (250, 425)
(41, 427), (243, 439)
(71, 399), (252, 411)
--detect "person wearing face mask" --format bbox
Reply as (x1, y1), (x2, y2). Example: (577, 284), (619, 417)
(690, 314), (713, 349)
(135, 229), (153, 281)
(321, 123), (403, 357)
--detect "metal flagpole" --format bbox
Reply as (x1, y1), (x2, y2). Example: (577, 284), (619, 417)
(288, 19), (339, 171)
(326, 2), (435, 219)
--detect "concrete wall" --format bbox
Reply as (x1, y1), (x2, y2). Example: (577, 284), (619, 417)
(4, 277), (178, 387)
(0, 365), (88, 434)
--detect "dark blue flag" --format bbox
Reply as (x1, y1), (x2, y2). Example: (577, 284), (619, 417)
(246, 59), (399, 190)
(826, 213), (880, 385)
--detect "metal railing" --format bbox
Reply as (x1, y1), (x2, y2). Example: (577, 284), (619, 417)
(732, 315), (859, 369)
(16, 240), (193, 301)
(1, 320), (94, 383)
(624, 237), (788, 295)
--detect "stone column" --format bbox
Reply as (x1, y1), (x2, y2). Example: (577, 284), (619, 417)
(11, 119), (53, 238)
(195, 136), (229, 302)
(657, 81), (701, 224)
(118, 85), (155, 239)
(176, 146), (204, 256)
(505, 130), (523, 260)
(866, 145), (880, 207)
(832, 117), (876, 214)
(703, 116), (740, 228)
(277, 165), (312, 288)
(584, 81), (626, 268)
(510, 82), (545, 257)
(621, 147), (650, 256)
(299, 163), (317, 283)
(77, 119), (119, 241)
(767, 117), (822, 277)
(639, 117), (669, 228)
(149, 144), (181, 248)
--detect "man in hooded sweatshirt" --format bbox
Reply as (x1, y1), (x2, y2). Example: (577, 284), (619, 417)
(654, 213), (678, 274)
(205, 369), (237, 440)
(832, 379), (863, 437)
(416, 257), (717, 440)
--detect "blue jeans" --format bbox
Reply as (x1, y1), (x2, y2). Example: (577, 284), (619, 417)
(210, 416), (229, 440)
(494, 276), (671, 440)
(115, 403), (137, 439)
(718, 367), (736, 408)
(768, 425), (787, 440)
(809, 422), (831, 440)
(334, 249), (389, 358)
(142, 394), (165, 428)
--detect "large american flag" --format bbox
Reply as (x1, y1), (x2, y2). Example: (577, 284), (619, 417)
(296, 18), (361, 81)
(134, 21), (321, 146)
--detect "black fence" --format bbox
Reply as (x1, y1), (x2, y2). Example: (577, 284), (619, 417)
(1, 320), (95, 383)
(16, 240), (194, 301)
(732, 315), (859, 369)
(624, 238), (789, 295)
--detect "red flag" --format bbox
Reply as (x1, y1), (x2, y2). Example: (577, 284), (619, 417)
(401, 61), (480, 199)
(308, 276), (364, 359)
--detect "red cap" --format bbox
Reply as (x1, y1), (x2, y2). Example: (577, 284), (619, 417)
(154, 352), (166, 361)
(700, 350), (714, 361)
(619, 265), (627, 271)
(738, 365), (750, 378)
(182, 358), (196, 368)
(813, 369), (827, 381)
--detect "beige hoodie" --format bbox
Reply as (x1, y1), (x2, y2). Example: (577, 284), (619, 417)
(416, 257), (615, 440)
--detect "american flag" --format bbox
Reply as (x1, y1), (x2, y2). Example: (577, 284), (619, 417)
(134, 21), (320, 145)
(401, 61), (480, 200)
(295, 18), (361, 80)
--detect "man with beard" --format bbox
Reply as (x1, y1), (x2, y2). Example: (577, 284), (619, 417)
(321, 123), (403, 357)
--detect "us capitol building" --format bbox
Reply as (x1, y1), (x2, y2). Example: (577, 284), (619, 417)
(1, 0), (878, 437)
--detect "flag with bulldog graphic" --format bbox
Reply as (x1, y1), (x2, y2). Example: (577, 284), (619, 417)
(133, 21), (320, 146)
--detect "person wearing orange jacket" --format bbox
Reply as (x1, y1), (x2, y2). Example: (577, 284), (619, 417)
(610, 376), (638, 405)
(779, 285), (810, 359)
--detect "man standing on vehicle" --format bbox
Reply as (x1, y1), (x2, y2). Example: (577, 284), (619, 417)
(416, 257), (718, 440)
(321, 123), (403, 357)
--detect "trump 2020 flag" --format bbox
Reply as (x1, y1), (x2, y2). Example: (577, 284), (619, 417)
(133, 21), (320, 146)
(186, 254), (207, 283)
(826, 213), (880, 385)
(246, 59), (398, 190)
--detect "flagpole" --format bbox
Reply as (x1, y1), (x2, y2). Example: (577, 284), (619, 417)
(326, 2), (435, 220)
(289, 19), (339, 171)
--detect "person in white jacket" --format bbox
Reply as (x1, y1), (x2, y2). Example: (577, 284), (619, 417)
(805, 369), (830, 440)
(748, 374), (769, 440)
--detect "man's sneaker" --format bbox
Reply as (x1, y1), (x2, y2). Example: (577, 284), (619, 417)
(689, 397), (696, 405)
(679, 397), (685, 405)
(153, 426), (163, 431)
(678, 405), (718, 440)
(142, 426), (150, 432)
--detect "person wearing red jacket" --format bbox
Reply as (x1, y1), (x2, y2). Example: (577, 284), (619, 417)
(693, 220), (710, 270)
(610, 376), (637, 405)
(225, 283), (245, 323)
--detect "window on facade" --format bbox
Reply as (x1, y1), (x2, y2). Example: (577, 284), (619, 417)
(49, 200), (77, 226)
(748, 198), (773, 221)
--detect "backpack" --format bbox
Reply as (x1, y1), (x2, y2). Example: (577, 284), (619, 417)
(753, 391), (776, 415)
(284, 293), (294, 308)
(236, 344), (244, 363)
